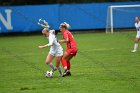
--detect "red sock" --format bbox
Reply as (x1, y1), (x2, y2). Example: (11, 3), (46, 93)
(61, 58), (67, 70)
(67, 61), (71, 70)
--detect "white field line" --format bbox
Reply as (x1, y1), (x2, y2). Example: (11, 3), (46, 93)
(81, 48), (115, 52)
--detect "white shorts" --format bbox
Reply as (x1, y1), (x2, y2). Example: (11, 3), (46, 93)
(49, 48), (63, 57)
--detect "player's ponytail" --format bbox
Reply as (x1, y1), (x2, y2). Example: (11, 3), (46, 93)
(60, 22), (70, 29)
(64, 22), (70, 29)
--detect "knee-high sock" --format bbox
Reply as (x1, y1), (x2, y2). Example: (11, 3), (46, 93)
(57, 67), (62, 75)
(134, 43), (138, 50)
(61, 58), (67, 70)
(47, 63), (56, 72)
(67, 61), (71, 70)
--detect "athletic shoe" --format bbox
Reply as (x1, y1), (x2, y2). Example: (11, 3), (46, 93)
(62, 70), (71, 77)
(131, 50), (137, 53)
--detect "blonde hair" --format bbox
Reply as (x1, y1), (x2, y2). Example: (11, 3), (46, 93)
(64, 22), (70, 28)
(42, 28), (49, 34)
(60, 22), (70, 29)
(42, 28), (56, 35)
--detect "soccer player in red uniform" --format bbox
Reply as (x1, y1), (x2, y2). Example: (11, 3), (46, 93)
(59, 22), (78, 77)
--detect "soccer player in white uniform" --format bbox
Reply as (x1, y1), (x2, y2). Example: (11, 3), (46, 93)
(38, 28), (63, 77)
(132, 16), (140, 52)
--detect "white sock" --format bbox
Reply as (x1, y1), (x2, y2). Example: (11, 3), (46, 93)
(134, 43), (138, 50)
(48, 63), (56, 72)
(57, 67), (62, 75)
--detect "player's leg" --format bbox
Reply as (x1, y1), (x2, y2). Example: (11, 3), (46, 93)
(64, 52), (73, 61)
(61, 51), (74, 77)
(64, 54), (73, 71)
(132, 37), (140, 52)
(55, 56), (63, 76)
(64, 49), (77, 71)
(45, 53), (56, 72)
(61, 51), (73, 70)
(62, 48), (78, 77)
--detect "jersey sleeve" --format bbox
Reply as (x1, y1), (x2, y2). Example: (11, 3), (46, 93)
(48, 34), (54, 45)
(139, 22), (140, 27)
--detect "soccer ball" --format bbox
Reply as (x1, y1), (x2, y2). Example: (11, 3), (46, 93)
(45, 71), (53, 78)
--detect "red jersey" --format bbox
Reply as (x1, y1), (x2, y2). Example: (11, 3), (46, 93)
(63, 30), (77, 50)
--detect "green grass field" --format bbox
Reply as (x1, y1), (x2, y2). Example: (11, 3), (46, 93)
(0, 31), (140, 93)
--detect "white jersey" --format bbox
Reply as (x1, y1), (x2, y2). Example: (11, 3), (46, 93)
(48, 30), (63, 56)
(135, 21), (140, 38)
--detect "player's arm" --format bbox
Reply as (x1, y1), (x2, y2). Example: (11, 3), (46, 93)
(59, 33), (69, 44)
(59, 38), (69, 44)
(38, 19), (50, 28)
(38, 35), (54, 48)
(38, 43), (52, 48)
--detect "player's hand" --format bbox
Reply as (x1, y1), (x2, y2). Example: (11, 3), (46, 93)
(38, 46), (44, 49)
(58, 40), (62, 44)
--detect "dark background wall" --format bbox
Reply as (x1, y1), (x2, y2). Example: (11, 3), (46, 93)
(0, 0), (139, 6)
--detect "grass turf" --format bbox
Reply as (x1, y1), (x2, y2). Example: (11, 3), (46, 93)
(0, 31), (139, 93)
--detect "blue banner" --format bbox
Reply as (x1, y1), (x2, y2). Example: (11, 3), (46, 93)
(0, 5), (59, 33)
(0, 2), (140, 33)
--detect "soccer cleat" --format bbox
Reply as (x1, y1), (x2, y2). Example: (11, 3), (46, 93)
(62, 70), (71, 77)
(131, 50), (137, 53)
(58, 71), (63, 77)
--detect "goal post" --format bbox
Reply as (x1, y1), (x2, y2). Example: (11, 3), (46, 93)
(106, 4), (140, 33)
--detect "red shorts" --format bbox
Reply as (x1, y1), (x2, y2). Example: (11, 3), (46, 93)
(66, 48), (78, 56)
